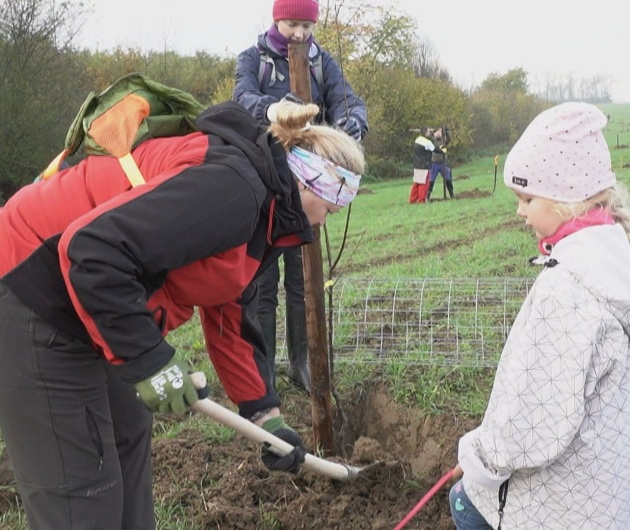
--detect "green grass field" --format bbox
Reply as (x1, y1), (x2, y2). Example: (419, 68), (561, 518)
(322, 102), (630, 281)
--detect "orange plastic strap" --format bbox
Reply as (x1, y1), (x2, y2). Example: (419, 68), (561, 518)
(40, 150), (68, 180)
(89, 94), (150, 187)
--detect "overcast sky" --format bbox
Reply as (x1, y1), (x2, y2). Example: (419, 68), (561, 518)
(78, 0), (630, 102)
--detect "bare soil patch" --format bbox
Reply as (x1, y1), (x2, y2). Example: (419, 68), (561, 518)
(0, 379), (479, 530)
(150, 380), (477, 529)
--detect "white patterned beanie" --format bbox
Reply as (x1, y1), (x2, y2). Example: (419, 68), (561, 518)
(504, 102), (616, 202)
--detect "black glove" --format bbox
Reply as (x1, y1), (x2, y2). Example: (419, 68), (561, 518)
(336, 116), (362, 141)
(283, 92), (305, 105)
(260, 416), (306, 473)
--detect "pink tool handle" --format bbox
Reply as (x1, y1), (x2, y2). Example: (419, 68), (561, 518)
(393, 468), (456, 530)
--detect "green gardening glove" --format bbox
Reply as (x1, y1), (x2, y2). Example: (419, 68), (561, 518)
(133, 359), (198, 415)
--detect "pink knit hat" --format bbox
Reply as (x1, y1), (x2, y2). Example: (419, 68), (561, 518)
(273, 0), (319, 22)
(504, 102), (616, 202)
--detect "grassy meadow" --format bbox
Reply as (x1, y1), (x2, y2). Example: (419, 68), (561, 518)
(323, 102), (630, 280)
(1, 103), (630, 529)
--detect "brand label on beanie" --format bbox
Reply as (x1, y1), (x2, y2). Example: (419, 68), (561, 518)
(512, 176), (528, 188)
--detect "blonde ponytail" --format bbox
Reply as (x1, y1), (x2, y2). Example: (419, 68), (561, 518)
(268, 101), (365, 176)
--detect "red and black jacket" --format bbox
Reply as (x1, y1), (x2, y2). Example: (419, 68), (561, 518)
(0, 101), (312, 418)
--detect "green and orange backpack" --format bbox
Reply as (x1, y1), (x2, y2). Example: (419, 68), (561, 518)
(40, 73), (205, 187)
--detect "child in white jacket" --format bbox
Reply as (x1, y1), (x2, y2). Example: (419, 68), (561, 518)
(450, 102), (630, 529)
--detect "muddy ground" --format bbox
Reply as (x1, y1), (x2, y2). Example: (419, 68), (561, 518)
(150, 376), (478, 530)
(0, 376), (478, 530)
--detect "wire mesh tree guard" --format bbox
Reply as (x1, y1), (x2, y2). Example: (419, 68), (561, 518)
(276, 277), (536, 367)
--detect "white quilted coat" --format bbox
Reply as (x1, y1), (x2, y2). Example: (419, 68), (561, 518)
(460, 224), (630, 529)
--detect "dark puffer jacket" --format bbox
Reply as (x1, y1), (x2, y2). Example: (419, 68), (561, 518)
(233, 32), (368, 138)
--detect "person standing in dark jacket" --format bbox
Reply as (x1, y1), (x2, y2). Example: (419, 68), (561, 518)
(0, 98), (364, 530)
(233, 0), (368, 393)
(427, 127), (454, 201)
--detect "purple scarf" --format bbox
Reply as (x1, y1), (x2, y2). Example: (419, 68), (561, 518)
(267, 24), (314, 57)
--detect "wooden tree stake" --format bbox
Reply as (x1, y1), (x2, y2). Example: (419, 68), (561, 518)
(288, 42), (335, 455)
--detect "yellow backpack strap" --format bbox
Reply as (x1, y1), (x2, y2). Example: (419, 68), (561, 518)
(117, 153), (145, 188)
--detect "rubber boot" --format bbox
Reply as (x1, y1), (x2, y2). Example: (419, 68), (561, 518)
(426, 180), (436, 202)
(286, 303), (311, 394)
(446, 179), (455, 198)
(258, 311), (277, 390)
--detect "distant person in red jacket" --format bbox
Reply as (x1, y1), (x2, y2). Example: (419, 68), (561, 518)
(0, 98), (364, 530)
(409, 126), (435, 204)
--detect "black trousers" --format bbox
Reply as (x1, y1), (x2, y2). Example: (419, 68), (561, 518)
(257, 246), (305, 313)
(0, 282), (154, 530)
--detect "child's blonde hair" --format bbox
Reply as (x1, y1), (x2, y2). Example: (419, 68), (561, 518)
(267, 100), (365, 176)
(553, 184), (630, 239)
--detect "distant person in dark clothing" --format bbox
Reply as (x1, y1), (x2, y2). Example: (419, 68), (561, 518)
(427, 127), (454, 201)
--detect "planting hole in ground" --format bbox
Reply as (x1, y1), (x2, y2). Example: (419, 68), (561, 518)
(146, 383), (479, 529)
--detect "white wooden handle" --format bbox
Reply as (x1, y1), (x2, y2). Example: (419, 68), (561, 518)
(191, 397), (361, 480)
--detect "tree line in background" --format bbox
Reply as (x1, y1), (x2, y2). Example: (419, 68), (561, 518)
(0, 0), (615, 202)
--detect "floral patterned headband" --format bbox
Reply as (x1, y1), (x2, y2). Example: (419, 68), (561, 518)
(286, 146), (361, 207)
